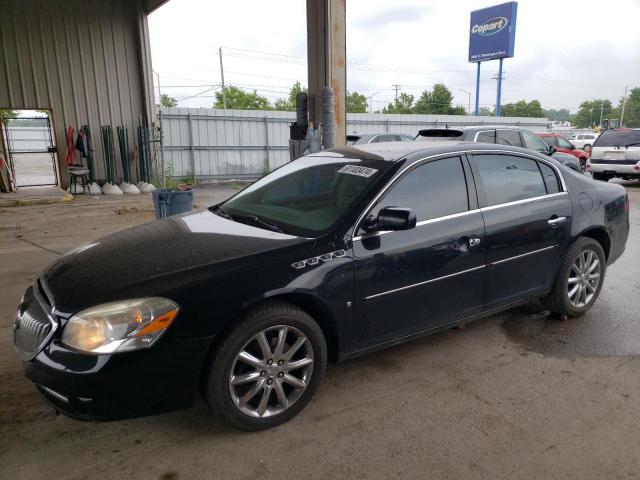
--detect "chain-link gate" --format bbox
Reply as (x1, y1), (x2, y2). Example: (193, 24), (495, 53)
(4, 116), (58, 187)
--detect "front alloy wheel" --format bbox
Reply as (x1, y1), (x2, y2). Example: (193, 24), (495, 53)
(229, 325), (314, 418)
(204, 301), (327, 430)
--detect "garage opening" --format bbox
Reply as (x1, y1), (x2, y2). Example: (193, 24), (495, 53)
(1, 110), (59, 189)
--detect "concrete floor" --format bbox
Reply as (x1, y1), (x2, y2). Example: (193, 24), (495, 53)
(1, 181), (639, 480)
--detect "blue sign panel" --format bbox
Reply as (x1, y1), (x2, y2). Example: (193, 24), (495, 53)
(468, 2), (518, 63)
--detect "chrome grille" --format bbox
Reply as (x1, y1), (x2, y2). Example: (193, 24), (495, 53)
(13, 284), (57, 360)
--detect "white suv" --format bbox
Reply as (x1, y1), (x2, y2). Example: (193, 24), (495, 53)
(588, 129), (640, 181)
(567, 133), (598, 153)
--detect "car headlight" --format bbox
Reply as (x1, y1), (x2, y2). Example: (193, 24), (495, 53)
(61, 298), (179, 354)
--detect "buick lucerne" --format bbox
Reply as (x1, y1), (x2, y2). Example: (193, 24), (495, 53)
(14, 142), (629, 430)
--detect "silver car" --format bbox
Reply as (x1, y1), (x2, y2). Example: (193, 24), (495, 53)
(588, 129), (640, 181)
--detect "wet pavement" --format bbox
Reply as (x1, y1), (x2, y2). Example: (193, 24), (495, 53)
(1, 179), (640, 480)
(502, 180), (640, 357)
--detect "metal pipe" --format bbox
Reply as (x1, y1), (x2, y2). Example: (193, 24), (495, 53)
(474, 62), (481, 116)
(296, 92), (308, 127)
(321, 86), (336, 149)
(496, 58), (504, 117)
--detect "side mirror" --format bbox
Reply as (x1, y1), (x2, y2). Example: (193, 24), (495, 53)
(569, 143), (576, 150)
(369, 207), (417, 231)
(547, 145), (557, 156)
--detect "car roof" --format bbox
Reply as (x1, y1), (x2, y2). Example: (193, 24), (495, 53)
(322, 141), (550, 162)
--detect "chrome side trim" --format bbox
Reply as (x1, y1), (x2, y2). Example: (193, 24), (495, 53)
(415, 209), (479, 227)
(353, 208), (481, 242)
(489, 245), (557, 266)
(479, 192), (568, 212)
(364, 265), (485, 300)
(349, 148), (568, 239)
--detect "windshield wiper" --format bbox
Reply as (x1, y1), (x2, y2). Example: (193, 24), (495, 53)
(210, 204), (231, 219)
(229, 212), (285, 233)
(625, 142), (640, 147)
(210, 205), (285, 233)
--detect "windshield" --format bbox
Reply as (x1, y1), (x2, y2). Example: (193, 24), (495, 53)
(218, 155), (393, 237)
(540, 136), (555, 146)
(594, 130), (640, 147)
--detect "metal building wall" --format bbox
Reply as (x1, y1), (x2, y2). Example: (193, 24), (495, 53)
(0, 0), (155, 186)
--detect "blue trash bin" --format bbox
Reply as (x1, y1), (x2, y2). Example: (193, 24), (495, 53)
(152, 189), (194, 219)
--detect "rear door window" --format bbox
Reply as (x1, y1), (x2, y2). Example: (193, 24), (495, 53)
(496, 130), (523, 147)
(538, 162), (561, 194)
(372, 157), (469, 221)
(473, 154), (547, 206)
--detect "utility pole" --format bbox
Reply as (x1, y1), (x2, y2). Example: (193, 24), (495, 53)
(491, 67), (505, 116)
(392, 84), (401, 102)
(219, 47), (227, 109)
(620, 86), (628, 126)
(599, 99), (604, 126)
(459, 89), (471, 115)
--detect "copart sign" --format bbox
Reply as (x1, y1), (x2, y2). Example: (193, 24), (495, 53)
(469, 2), (518, 62)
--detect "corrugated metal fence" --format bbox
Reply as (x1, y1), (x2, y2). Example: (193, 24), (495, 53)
(160, 107), (550, 181)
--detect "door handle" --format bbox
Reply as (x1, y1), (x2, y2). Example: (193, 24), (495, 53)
(548, 216), (567, 228)
(451, 236), (481, 252)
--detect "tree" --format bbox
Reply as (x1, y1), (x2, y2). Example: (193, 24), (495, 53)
(572, 99), (613, 128)
(620, 87), (640, 128)
(159, 94), (178, 108)
(274, 81), (307, 111)
(0, 109), (18, 121)
(411, 83), (465, 115)
(215, 86), (271, 110)
(498, 100), (545, 118)
(478, 107), (493, 116)
(382, 93), (414, 114)
(544, 108), (573, 122)
(346, 91), (367, 113)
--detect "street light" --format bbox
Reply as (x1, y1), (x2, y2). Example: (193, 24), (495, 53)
(367, 92), (381, 114)
(458, 89), (472, 115)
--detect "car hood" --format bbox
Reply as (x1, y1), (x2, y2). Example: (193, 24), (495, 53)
(42, 210), (311, 315)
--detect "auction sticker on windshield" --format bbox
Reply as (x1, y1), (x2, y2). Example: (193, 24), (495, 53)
(338, 165), (378, 177)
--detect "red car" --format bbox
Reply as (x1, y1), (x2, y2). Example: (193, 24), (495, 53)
(537, 133), (589, 172)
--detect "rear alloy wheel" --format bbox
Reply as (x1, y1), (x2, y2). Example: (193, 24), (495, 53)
(584, 144), (592, 153)
(543, 237), (606, 317)
(204, 302), (327, 430)
(567, 250), (602, 309)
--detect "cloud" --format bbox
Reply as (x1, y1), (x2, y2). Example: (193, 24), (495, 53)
(356, 6), (429, 27)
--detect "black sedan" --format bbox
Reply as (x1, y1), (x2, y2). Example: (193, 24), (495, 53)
(13, 142), (629, 430)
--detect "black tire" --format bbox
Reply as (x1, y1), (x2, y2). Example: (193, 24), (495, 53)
(543, 237), (606, 317)
(204, 301), (327, 431)
(579, 158), (587, 173)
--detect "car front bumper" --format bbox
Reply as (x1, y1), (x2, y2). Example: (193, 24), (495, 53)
(23, 337), (213, 421)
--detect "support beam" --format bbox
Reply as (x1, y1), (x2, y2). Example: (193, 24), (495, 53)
(306, 0), (346, 147)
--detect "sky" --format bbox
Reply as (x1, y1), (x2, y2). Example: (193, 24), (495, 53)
(148, 0), (640, 114)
